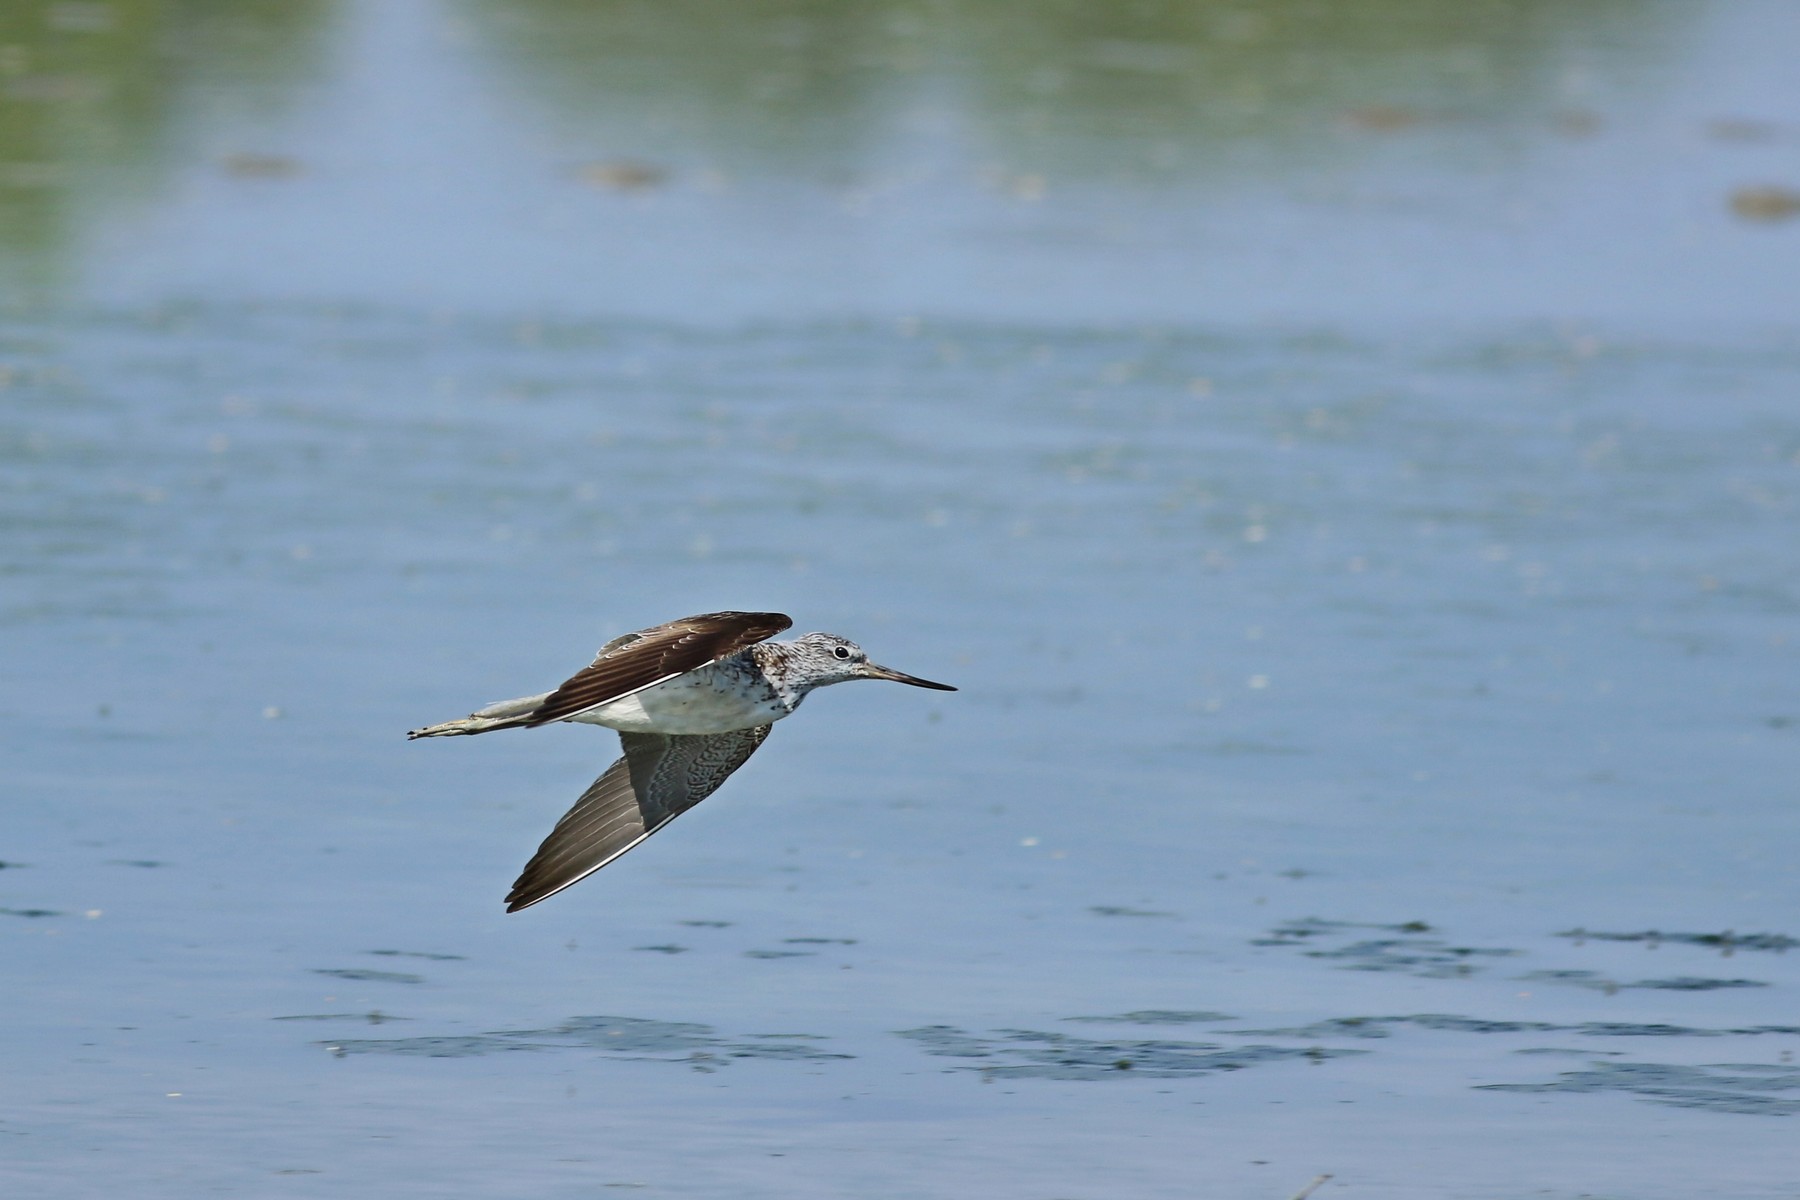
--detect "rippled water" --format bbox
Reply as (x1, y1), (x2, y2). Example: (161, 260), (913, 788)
(4, 2), (1800, 1197)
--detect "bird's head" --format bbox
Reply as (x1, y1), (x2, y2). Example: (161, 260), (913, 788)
(787, 632), (958, 693)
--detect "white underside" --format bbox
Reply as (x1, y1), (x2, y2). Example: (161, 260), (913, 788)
(566, 668), (792, 735)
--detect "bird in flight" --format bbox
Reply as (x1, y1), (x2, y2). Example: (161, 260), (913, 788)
(409, 611), (955, 911)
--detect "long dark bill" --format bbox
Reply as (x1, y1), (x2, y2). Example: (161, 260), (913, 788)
(863, 663), (957, 691)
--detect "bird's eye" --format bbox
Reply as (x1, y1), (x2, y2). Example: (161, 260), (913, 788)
(833, 645), (851, 660)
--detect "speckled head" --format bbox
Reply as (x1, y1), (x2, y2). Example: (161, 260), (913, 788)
(779, 632), (958, 694)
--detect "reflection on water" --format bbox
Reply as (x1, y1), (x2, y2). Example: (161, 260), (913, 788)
(1561, 928), (1800, 954)
(0, 0), (1719, 312)
(5, 2), (1800, 1196)
(898, 1024), (1364, 1081)
(1482, 1061), (1800, 1117)
(0, 0), (333, 280)
(5, 299), (1800, 1195)
(467, 0), (1669, 174)
(325, 1014), (853, 1063)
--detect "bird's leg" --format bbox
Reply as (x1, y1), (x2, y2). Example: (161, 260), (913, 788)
(407, 691), (552, 739)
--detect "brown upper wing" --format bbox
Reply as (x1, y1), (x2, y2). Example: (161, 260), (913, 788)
(522, 611), (791, 728)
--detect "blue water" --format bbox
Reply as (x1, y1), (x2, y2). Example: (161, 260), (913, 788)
(4, 2), (1800, 1197)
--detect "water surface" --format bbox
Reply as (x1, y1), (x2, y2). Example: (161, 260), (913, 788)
(4, 2), (1800, 1197)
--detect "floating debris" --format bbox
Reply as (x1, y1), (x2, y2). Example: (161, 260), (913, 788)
(1729, 186), (1800, 222)
(222, 152), (302, 180)
(1342, 104), (1425, 133)
(574, 161), (668, 191)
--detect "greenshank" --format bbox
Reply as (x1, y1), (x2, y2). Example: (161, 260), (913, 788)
(409, 611), (955, 911)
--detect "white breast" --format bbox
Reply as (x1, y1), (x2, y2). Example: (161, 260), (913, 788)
(566, 663), (791, 735)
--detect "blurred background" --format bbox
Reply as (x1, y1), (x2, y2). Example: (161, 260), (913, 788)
(4, 2), (1799, 1197)
(1, 0), (1796, 322)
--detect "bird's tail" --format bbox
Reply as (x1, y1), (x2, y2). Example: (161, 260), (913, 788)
(407, 691), (551, 740)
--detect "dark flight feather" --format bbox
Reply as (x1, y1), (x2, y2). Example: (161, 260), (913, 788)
(504, 725), (773, 911)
